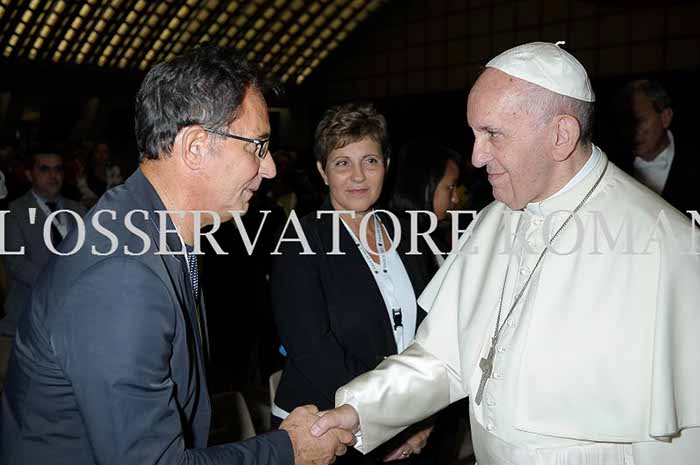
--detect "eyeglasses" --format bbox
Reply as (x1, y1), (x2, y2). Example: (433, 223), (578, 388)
(204, 127), (270, 160)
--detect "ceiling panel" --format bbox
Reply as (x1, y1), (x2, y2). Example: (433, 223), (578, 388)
(0, 0), (387, 84)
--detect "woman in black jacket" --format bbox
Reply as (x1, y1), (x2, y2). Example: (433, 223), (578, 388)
(271, 103), (435, 464)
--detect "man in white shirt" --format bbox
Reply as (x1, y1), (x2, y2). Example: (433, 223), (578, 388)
(310, 42), (700, 465)
(618, 79), (698, 215)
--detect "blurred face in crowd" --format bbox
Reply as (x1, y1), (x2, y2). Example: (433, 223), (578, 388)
(433, 159), (460, 221)
(93, 143), (111, 164)
(27, 153), (64, 200)
(468, 69), (555, 210)
(203, 87), (276, 219)
(630, 91), (672, 161)
(317, 137), (386, 216)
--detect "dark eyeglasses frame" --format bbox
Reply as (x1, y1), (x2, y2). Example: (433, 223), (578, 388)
(204, 127), (270, 160)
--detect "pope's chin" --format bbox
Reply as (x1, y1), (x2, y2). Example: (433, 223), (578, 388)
(491, 187), (520, 210)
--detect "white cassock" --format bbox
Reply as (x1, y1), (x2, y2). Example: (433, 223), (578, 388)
(337, 146), (700, 465)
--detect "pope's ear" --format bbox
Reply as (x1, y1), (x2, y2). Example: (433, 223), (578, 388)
(551, 115), (580, 162)
(178, 126), (210, 170)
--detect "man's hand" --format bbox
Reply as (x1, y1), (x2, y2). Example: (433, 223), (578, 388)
(382, 426), (433, 462)
(281, 405), (355, 465)
(311, 404), (360, 438)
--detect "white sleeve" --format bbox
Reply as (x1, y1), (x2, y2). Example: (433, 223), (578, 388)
(335, 343), (455, 454)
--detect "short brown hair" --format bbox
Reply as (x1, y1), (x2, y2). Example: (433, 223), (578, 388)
(313, 102), (390, 168)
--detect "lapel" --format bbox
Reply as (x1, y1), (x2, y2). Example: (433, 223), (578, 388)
(661, 155), (679, 199)
(314, 200), (398, 354)
(22, 192), (81, 238)
(124, 169), (210, 382)
(61, 199), (80, 233)
(19, 192), (47, 247)
(387, 215), (429, 327)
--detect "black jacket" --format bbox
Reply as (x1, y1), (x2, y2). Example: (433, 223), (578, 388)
(271, 201), (433, 413)
(660, 134), (700, 215)
(0, 169), (292, 465)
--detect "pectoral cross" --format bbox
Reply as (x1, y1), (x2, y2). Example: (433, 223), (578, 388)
(474, 338), (497, 406)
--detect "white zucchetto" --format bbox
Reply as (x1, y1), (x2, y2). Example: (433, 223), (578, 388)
(486, 41), (595, 102)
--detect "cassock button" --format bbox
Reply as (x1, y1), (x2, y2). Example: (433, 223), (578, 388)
(519, 267), (529, 276)
(497, 346), (507, 353)
(486, 398), (496, 407)
(533, 217), (543, 226)
(493, 372), (502, 379)
(507, 320), (516, 327)
(527, 240), (536, 249)
(486, 423), (496, 432)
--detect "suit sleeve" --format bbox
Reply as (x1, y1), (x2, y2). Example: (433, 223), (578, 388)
(3, 208), (43, 286)
(271, 233), (372, 404)
(54, 257), (293, 465)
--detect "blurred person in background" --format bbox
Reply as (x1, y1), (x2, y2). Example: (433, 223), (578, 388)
(0, 148), (86, 382)
(389, 140), (462, 269)
(271, 103), (436, 464)
(70, 141), (124, 208)
(614, 79), (699, 215)
(387, 140), (473, 463)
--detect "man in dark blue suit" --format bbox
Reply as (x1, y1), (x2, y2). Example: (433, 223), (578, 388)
(0, 45), (353, 465)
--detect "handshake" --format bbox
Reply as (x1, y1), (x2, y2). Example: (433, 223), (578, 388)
(279, 404), (359, 465)
(279, 404), (433, 465)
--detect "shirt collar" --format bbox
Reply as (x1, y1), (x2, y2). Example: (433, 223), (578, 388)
(633, 130), (674, 169)
(525, 144), (601, 217)
(31, 190), (63, 208)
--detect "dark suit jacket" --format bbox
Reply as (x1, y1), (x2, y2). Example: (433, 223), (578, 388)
(1, 191), (86, 335)
(0, 169), (292, 465)
(271, 201), (433, 413)
(661, 134), (700, 215)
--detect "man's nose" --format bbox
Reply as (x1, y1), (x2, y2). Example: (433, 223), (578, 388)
(471, 141), (492, 168)
(259, 153), (276, 179)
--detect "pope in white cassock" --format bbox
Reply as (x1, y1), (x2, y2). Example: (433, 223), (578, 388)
(310, 42), (700, 465)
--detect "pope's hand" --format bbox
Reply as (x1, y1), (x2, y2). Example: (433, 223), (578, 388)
(281, 405), (355, 465)
(311, 404), (360, 438)
(382, 425), (433, 462)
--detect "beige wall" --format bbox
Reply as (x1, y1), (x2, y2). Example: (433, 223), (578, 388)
(310, 0), (700, 100)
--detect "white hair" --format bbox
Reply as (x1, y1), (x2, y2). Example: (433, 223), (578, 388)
(518, 81), (594, 144)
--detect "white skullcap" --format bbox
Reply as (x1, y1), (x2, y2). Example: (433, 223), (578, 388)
(486, 41), (595, 102)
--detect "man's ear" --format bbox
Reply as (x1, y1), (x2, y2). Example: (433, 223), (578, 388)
(661, 107), (673, 130)
(316, 161), (329, 185)
(178, 126), (210, 170)
(551, 115), (581, 162)
(25, 169), (33, 184)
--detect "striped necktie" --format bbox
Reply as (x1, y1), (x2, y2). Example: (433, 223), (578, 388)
(187, 250), (199, 302)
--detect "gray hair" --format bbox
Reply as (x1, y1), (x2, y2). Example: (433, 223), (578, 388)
(518, 81), (595, 145)
(621, 79), (672, 113)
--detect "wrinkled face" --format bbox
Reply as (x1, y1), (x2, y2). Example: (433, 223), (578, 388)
(202, 88), (276, 219)
(630, 92), (670, 160)
(27, 153), (63, 200)
(432, 159), (460, 221)
(467, 69), (552, 210)
(317, 137), (386, 216)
